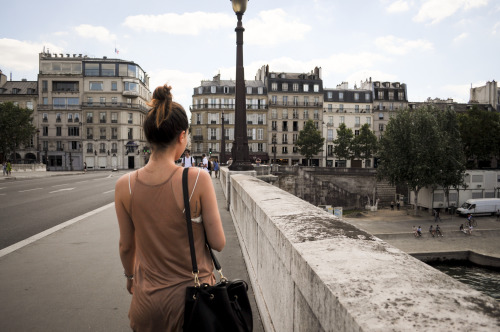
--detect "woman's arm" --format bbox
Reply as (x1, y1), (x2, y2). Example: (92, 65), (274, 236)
(115, 174), (136, 294)
(197, 171), (226, 252)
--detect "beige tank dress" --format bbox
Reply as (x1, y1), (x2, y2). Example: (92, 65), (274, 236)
(128, 168), (215, 331)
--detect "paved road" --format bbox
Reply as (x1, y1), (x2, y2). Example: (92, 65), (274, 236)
(0, 171), (127, 249)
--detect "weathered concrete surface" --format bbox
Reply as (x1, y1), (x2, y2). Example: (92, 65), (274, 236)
(225, 171), (500, 332)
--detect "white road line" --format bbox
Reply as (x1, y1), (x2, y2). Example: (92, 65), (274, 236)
(102, 189), (115, 194)
(19, 188), (43, 193)
(0, 187), (6, 190)
(49, 188), (75, 194)
(52, 184), (69, 187)
(106, 174), (113, 178)
(76, 180), (89, 184)
(0, 202), (115, 258)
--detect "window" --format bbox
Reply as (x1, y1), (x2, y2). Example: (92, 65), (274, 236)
(354, 93), (359, 101)
(328, 116), (333, 125)
(211, 86), (216, 93)
(247, 87), (253, 94)
(112, 143), (118, 153)
(355, 130), (359, 136)
(366, 117), (371, 125)
(124, 82), (138, 92)
(87, 128), (93, 139)
(282, 109), (288, 119)
(379, 124), (384, 132)
(388, 91), (394, 100)
(327, 129), (333, 141)
(87, 97), (93, 106)
(339, 104), (344, 112)
(339, 92), (344, 101)
(196, 114), (202, 124)
(26, 101), (33, 110)
(99, 97), (106, 106)
(68, 113), (73, 122)
(74, 113), (80, 122)
(355, 117), (360, 127)
(128, 113), (133, 124)
(378, 91), (384, 99)
(366, 105), (371, 112)
(303, 109), (309, 119)
(128, 128), (133, 140)
(258, 87), (263, 94)
(100, 112), (106, 123)
(293, 84), (299, 92)
(283, 96), (288, 105)
(340, 116), (345, 124)
(198, 87), (203, 94)
(111, 97), (117, 105)
(282, 146), (288, 154)
(272, 109), (277, 119)
(56, 113), (61, 122)
(271, 96), (277, 105)
(293, 96), (299, 105)
(272, 121), (277, 131)
(258, 143), (264, 152)
(378, 113), (384, 120)
(42, 80), (48, 92)
(365, 93), (370, 101)
(293, 109), (299, 119)
(85, 63), (99, 76)
(355, 105), (359, 113)
(68, 126), (80, 136)
(303, 84), (309, 92)
(257, 129), (263, 140)
(43, 97), (48, 105)
(327, 91), (333, 99)
(43, 141), (48, 150)
(314, 109), (319, 120)
(282, 121), (288, 131)
(100, 128), (106, 139)
(99, 143), (106, 153)
(112, 127), (118, 139)
(304, 97), (309, 106)
(314, 84), (319, 92)
(282, 83), (288, 91)
(90, 82), (103, 91)
(111, 112), (118, 123)
(56, 141), (62, 151)
(43, 126), (48, 136)
(111, 81), (117, 91)
(223, 86), (229, 94)
(87, 143), (93, 153)
(86, 112), (93, 123)
(101, 63), (115, 76)
(282, 134), (288, 143)
(398, 92), (405, 100)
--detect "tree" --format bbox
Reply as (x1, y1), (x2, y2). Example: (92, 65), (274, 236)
(332, 123), (353, 162)
(457, 106), (500, 168)
(0, 102), (37, 162)
(351, 123), (378, 162)
(433, 107), (466, 208)
(377, 107), (447, 215)
(295, 119), (324, 166)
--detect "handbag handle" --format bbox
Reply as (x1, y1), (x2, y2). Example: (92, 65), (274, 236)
(182, 168), (226, 286)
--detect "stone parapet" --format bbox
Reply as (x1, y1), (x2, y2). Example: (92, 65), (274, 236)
(227, 173), (500, 331)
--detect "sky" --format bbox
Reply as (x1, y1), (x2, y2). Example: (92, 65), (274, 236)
(1, 0), (499, 118)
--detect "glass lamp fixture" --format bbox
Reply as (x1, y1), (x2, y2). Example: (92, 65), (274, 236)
(231, 0), (248, 14)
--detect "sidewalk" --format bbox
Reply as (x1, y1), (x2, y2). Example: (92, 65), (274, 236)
(0, 177), (263, 331)
(0, 170), (85, 181)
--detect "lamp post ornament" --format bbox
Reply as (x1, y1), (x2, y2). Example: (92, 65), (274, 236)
(229, 0), (253, 171)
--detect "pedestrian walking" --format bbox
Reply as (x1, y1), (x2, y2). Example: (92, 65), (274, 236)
(429, 225), (435, 237)
(83, 161), (87, 173)
(434, 209), (441, 222)
(181, 149), (194, 168)
(390, 201), (394, 210)
(114, 84), (226, 331)
(2, 162), (6, 176)
(214, 159), (219, 178)
(396, 200), (400, 210)
(202, 153), (209, 172)
(6, 161), (12, 176)
(417, 226), (422, 237)
(435, 224), (443, 237)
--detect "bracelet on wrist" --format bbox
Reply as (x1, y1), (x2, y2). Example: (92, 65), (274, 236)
(124, 272), (134, 280)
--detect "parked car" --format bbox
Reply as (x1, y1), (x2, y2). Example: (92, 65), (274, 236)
(456, 198), (500, 216)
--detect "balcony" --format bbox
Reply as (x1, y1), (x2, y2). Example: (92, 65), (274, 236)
(111, 149), (118, 153)
(193, 135), (204, 141)
(87, 135), (93, 139)
(268, 101), (322, 108)
(122, 90), (140, 97)
(99, 149), (106, 153)
(87, 149), (93, 153)
(100, 136), (106, 139)
(111, 136), (118, 139)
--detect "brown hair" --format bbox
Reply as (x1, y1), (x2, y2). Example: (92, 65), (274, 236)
(144, 84), (188, 151)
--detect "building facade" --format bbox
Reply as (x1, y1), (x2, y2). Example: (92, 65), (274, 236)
(470, 80), (499, 112)
(0, 70), (39, 163)
(323, 82), (373, 168)
(37, 52), (151, 171)
(361, 78), (408, 139)
(191, 74), (268, 165)
(262, 65), (324, 166)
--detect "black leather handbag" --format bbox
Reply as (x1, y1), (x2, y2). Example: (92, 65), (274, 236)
(182, 168), (253, 332)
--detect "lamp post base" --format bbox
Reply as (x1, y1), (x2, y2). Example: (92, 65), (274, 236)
(228, 161), (254, 171)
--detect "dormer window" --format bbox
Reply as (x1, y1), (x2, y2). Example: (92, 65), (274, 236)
(223, 86), (229, 94)
(211, 86), (216, 93)
(198, 87), (203, 94)
(247, 87), (252, 94)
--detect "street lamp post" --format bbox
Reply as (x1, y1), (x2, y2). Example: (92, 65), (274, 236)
(229, 0), (253, 171)
(221, 110), (225, 164)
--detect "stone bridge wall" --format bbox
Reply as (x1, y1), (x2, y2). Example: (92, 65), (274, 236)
(220, 167), (500, 332)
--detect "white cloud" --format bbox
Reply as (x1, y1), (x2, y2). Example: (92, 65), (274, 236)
(245, 9), (312, 46)
(453, 32), (469, 42)
(74, 24), (117, 43)
(493, 22), (500, 35)
(386, 0), (410, 13)
(123, 12), (233, 35)
(375, 35), (433, 55)
(414, 0), (489, 24)
(53, 31), (69, 36)
(0, 38), (62, 72)
(440, 82), (483, 103)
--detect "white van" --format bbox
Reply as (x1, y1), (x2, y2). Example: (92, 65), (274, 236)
(456, 198), (500, 216)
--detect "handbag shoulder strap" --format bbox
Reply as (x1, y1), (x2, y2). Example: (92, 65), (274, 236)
(182, 168), (199, 280)
(182, 168), (225, 283)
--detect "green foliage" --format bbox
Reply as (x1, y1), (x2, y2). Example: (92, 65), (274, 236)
(377, 106), (466, 213)
(457, 105), (500, 167)
(295, 119), (324, 165)
(351, 123), (378, 160)
(0, 102), (37, 161)
(332, 123), (353, 161)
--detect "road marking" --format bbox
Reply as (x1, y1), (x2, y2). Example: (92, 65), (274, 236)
(0, 187), (6, 190)
(19, 188), (43, 193)
(76, 180), (89, 184)
(107, 174), (114, 178)
(52, 184), (69, 187)
(0, 202), (115, 258)
(102, 189), (115, 194)
(49, 188), (75, 194)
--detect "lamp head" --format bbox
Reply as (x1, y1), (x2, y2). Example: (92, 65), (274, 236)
(231, 0), (248, 14)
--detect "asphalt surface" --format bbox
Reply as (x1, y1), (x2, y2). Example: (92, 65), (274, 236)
(0, 171), (264, 332)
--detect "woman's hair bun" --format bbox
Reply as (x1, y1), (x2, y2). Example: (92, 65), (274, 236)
(153, 84), (172, 101)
